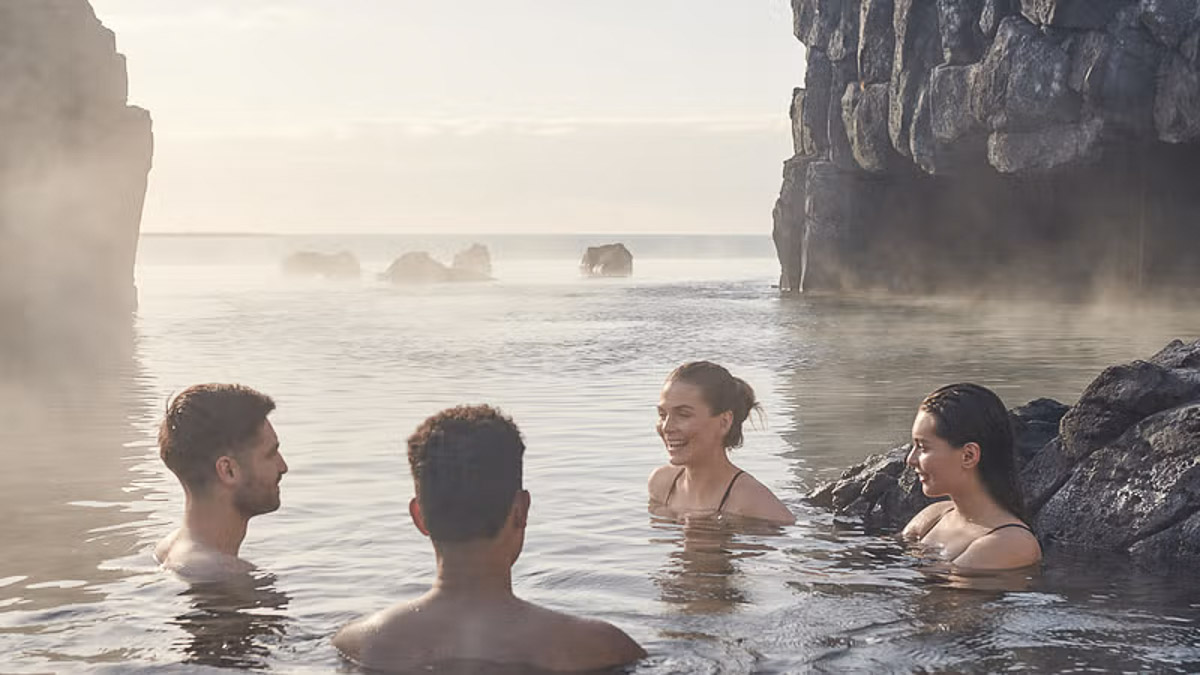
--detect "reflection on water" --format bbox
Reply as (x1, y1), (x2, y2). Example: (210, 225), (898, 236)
(0, 343), (154, 614)
(651, 516), (781, 616)
(1, 243), (1199, 672)
(171, 572), (290, 670)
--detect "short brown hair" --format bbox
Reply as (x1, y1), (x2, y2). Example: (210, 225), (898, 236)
(407, 405), (524, 542)
(158, 384), (276, 490)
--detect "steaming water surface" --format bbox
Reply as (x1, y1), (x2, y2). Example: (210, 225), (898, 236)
(3, 234), (1200, 673)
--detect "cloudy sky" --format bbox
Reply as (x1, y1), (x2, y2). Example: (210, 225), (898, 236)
(90, 1), (805, 234)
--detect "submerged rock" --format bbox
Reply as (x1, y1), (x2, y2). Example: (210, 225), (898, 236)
(807, 339), (1200, 565)
(580, 243), (633, 277)
(282, 251), (361, 279)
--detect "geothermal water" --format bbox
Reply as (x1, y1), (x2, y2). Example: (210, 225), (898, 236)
(2, 233), (1200, 673)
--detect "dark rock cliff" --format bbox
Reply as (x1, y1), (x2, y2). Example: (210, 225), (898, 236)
(774, 0), (1200, 295)
(0, 1), (153, 366)
(809, 338), (1200, 566)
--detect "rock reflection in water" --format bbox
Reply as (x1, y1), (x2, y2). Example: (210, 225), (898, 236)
(0, 342), (153, 614)
(169, 572), (290, 670)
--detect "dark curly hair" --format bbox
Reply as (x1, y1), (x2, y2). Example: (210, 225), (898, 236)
(158, 384), (276, 491)
(407, 404), (525, 542)
(921, 383), (1028, 524)
(666, 361), (762, 449)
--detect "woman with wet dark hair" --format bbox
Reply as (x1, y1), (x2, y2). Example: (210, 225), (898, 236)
(647, 361), (794, 525)
(902, 383), (1042, 570)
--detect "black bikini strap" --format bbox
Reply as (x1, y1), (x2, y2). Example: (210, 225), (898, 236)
(924, 504), (955, 536)
(985, 522), (1034, 536)
(664, 468), (685, 506)
(716, 470), (746, 513)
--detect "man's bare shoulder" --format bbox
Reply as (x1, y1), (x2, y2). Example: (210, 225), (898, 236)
(332, 612), (378, 665)
(335, 599), (643, 673)
(334, 599), (440, 669)
(155, 531), (254, 583)
(520, 602), (646, 671)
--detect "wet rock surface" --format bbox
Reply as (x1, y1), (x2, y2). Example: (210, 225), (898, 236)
(775, 0), (1200, 294)
(807, 339), (1200, 565)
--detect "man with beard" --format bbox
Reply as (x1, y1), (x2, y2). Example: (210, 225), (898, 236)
(333, 404), (645, 672)
(155, 383), (288, 581)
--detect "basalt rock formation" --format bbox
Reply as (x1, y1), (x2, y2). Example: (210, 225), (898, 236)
(774, 0), (1200, 295)
(0, 1), (153, 365)
(580, 243), (633, 277)
(808, 338), (1200, 565)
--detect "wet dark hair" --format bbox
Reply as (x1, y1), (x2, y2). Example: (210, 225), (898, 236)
(407, 404), (525, 543)
(158, 384), (276, 491)
(920, 383), (1028, 524)
(666, 361), (762, 449)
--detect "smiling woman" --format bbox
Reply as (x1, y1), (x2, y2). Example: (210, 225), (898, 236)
(901, 383), (1042, 571)
(648, 361), (795, 525)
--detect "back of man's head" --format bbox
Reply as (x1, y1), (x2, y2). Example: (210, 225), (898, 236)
(158, 384), (276, 492)
(407, 405), (525, 543)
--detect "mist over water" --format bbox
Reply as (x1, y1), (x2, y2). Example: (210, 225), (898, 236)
(2, 233), (1199, 672)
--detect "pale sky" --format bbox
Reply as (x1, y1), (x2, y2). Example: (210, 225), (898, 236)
(90, 1), (805, 234)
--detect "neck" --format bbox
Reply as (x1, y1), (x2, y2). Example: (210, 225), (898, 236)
(182, 492), (249, 557)
(682, 449), (739, 492)
(948, 474), (1005, 524)
(431, 542), (514, 598)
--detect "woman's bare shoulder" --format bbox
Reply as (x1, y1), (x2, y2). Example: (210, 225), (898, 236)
(725, 472), (795, 525)
(901, 501), (954, 539)
(647, 464), (680, 502)
(954, 526), (1042, 571)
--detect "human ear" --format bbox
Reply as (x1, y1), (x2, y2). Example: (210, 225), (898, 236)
(409, 497), (430, 537)
(719, 410), (733, 434)
(961, 442), (981, 470)
(215, 456), (239, 485)
(511, 490), (531, 530)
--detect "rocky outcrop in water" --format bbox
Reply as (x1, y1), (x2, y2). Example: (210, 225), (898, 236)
(580, 243), (633, 277)
(282, 251), (361, 279)
(0, 1), (152, 365)
(774, 0), (1200, 295)
(808, 338), (1200, 565)
(381, 245), (493, 283)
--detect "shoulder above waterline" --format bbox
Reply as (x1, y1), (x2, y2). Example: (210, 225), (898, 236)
(902, 501), (954, 539)
(722, 472), (795, 525)
(647, 464), (680, 501)
(953, 525), (1042, 571)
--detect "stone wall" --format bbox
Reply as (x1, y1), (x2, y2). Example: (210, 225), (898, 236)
(774, 0), (1200, 295)
(0, 0), (152, 367)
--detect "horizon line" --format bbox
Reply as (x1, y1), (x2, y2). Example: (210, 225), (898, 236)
(140, 231), (772, 238)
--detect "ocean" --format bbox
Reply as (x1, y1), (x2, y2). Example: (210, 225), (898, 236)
(2, 232), (1199, 673)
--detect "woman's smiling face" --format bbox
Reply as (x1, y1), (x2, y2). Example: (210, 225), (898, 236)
(906, 409), (966, 497)
(656, 379), (730, 466)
